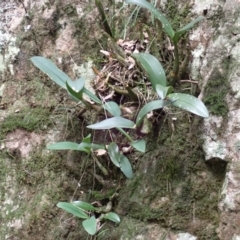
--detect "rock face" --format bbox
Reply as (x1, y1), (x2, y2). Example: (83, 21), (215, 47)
(0, 0), (240, 239)
(191, 0), (240, 239)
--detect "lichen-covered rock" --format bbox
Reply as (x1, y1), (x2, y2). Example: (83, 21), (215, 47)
(1, 0), (240, 239)
(191, 0), (240, 239)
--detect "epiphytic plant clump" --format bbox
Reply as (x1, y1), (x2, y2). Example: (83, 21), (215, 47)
(31, 54), (208, 177)
(57, 201), (120, 236)
(126, 0), (204, 86)
(31, 52), (208, 234)
(30, 0), (207, 236)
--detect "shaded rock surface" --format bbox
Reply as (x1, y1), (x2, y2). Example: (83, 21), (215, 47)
(0, 0), (239, 239)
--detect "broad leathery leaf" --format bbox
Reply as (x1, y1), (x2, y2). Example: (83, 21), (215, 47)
(156, 84), (170, 99)
(120, 154), (133, 178)
(126, 0), (174, 38)
(73, 201), (96, 211)
(136, 99), (171, 126)
(132, 53), (166, 89)
(107, 143), (121, 167)
(168, 93), (209, 118)
(107, 143), (133, 178)
(57, 202), (89, 219)
(79, 142), (105, 150)
(82, 216), (97, 235)
(102, 101), (121, 116)
(47, 142), (89, 153)
(130, 139), (146, 153)
(173, 16), (205, 43)
(87, 117), (135, 130)
(66, 77), (85, 100)
(82, 87), (102, 104)
(31, 56), (101, 104)
(31, 57), (70, 89)
(103, 212), (121, 223)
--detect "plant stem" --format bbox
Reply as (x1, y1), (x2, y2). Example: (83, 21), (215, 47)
(107, 83), (138, 101)
(92, 153), (109, 176)
(171, 41), (180, 86)
(116, 127), (133, 142)
(95, 0), (113, 38)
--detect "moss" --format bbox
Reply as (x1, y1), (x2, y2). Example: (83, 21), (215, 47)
(166, 0), (191, 31)
(129, 203), (165, 222)
(116, 111), (222, 238)
(204, 67), (230, 116)
(91, 189), (116, 201)
(63, 4), (77, 17)
(0, 108), (52, 138)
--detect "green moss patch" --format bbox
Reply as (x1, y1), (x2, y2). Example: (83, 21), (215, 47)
(0, 108), (52, 138)
(204, 67), (230, 116)
(166, 0), (191, 30)
(116, 113), (223, 238)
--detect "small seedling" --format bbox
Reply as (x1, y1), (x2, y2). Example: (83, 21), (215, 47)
(57, 201), (120, 236)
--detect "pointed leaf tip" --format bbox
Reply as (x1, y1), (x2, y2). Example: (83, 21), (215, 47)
(168, 93), (209, 118)
(132, 53), (166, 89)
(31, 56), (71, 89)
(131, 139), (146, 153)
(87, 117), (135, 130)
(57, 202), (89, 219)
(102, 101), (121, 116)
(82, 216), (97, 235)
(126, 0), (175, 38)
(104, 212), (121, 223)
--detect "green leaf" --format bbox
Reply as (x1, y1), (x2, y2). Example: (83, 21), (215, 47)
(103, 212), (121, 223)
(47, 142), (89, 153)
(82, 87), (102, 104)
(132, 53), (166, 89)
(31, 57), (102, 104)
(167, 93), (209, 118)
(102, 101), (121, 117)
(173, 16), (205, 43)
(82, 134), (91, 144)
(95, 0), (113, 37)
(107, 143), (121, 167)
(82, 216), (97, 235)
(67, 77), (85, 93)
(156, 84), (171, 99)
(87, 117), (135, 130)
(136, 99), (171, 126)
(57, 202), (89, 219)
(66, 77), (85, 100)
(107, 143), (133, 178)
(126, 0), (174, 38)
(72, 201), (96, 211)
(79, 134), (105, 152)
(31, 56), (70, 89)
(79, 142), (106, 151)
(120, 154), (133, 178)
(130, 139), (146, 153)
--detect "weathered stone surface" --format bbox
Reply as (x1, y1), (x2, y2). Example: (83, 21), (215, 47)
(0, 0), (239, 239)
(191, 0), (240, 239)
